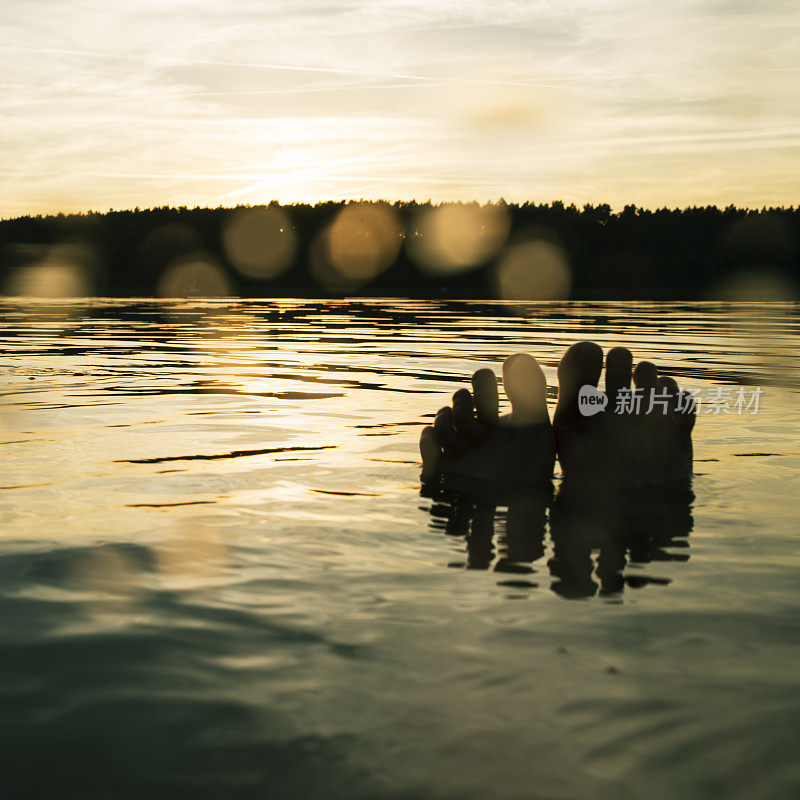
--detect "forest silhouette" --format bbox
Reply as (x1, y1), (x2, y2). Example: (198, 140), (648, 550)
(1, 201), (798, 300)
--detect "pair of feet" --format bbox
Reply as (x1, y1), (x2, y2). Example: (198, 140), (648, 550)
(419, 342), (695, 490)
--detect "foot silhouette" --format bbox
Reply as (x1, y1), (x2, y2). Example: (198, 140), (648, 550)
(419, 353), (556, 489)
(420, 342), (695, 489)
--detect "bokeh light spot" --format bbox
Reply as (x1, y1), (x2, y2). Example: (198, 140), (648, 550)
(157, 257), (232, 298)
(495, 239), (571, 301)
(409, 202), (510, 276)
(714, 271), (796, 301)
(222, 206), (297, 280)
(8, 244), (95, 297)
(313, 202), (402, 291)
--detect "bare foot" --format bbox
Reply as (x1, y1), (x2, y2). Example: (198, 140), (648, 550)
(420, 343), (695, 490)
(419, 353), (555, 489)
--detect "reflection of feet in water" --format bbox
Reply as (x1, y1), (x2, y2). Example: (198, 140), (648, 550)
(424, 480), (694, 599)
(421, 342), (696, 490)
(426, 484), (551, 576)
(549, 480), (693, 598)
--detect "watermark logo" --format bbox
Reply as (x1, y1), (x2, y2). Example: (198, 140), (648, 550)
(578, 385), (763, 416)
(578, 385), (608, 416)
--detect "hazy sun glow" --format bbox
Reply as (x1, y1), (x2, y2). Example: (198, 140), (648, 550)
(1, 0), (799, 217)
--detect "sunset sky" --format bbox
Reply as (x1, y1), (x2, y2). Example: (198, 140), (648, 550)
(2, 0), (798, 217)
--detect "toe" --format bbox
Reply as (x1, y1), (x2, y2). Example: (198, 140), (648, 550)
(656, 376), (695, 480)
(453, 388), (472, 405)
(658, 374), (695, 433)
(675, 387), (697, 435)
(633, 360), (659, 419)
(502, 353), (548, 424)
(452, 388), (483, 442)
(605, 347), (632, 402)
(657, 376), (679, 408)
(633, 360), (658, 389)
(434, 406), (465, 457)
(419, 425), (441, 481)
(471, 368), (499, 427)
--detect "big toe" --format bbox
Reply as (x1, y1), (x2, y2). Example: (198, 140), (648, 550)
(502, 353), (548, 424)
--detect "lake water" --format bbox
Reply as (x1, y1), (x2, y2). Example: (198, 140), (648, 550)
(1, 299), (799, 799)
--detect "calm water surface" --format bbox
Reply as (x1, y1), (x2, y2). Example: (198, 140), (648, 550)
(1, 299), (799, 799)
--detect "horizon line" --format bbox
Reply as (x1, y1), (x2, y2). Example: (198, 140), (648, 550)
(3, 199), (799, 223)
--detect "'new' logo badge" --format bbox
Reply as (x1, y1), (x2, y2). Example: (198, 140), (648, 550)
(578, 385), (608, 416)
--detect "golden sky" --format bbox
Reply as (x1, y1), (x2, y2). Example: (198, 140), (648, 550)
(2, 0), (799, 217)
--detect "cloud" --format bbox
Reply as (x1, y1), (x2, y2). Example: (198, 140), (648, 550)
(1, 0), (798, 215)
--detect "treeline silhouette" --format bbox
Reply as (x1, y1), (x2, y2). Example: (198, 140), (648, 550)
(1, 201), (798, 300)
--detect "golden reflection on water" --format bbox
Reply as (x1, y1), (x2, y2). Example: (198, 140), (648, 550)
(1, 298), (798, 556)
(1, 300), (799, 800)
(152, 519), (230, 590)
